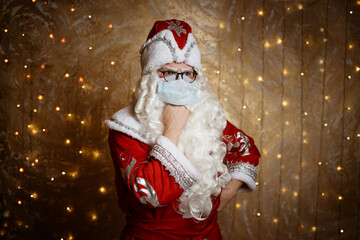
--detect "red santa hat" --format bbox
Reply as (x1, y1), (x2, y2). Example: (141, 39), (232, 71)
(139, 19), (202, 75)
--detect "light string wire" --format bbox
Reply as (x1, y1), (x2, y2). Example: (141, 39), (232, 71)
(257, 0), (266, 239)
(230, 0), (246, 238)
(276, 1), (286, 239)
(337, 0), (349, 238)
(314, 0), (329, 239)
(239, 0), (246, 129)
(298, 0), (305, 238)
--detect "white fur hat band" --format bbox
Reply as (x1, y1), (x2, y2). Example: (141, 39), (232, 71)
(139, 19), (202, 75)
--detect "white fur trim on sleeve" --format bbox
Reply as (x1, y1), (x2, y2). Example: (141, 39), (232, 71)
(228, 162), (257, 193)
(149, 136), (201, 190)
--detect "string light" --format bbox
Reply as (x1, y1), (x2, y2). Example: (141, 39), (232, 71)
(237, 47), (241, 51)
(41, 64), (45, 69)
(65, 139), (71, 144)
(4, 59), (9, 63)
(257, 76), (263, 81)
(311, 226), (317, 232)
(99, 187), (106, 193)
(91, 213), (97, 221)
(219, 22), (225, 29)
(338, 196), (343, 200)
(49, 33), (54, 39)
(282, 100), (288, 106)
(4, 28), (8, 32)
(277, 38), (282, 44)
(108, 24), (113, 28)
(356, 66), (360, 71)
(88, 15), (92, 18)
(297, 4), (303, 10)
(64, 73), (70, 78)
(337, 166), (342, 171)
(89, 46), (93, 50)
(14, 131), (19, 135)
(241, 16), (245, 21)
(70, 8), (75, 12)
(277, 154), (282, 159)
(37, 94), (43, 100)
(273, 218), (278, 223)
(61, 38), (66, 43)
(18, 200), (22, 205)
(19, 168), (24, 172)
(256, 212), (261, 217)
(78, 76), (84, 83)
(264, 41), (270, 48)
(258, 10), (264, 16)
(110, 61), (115, 65)
(235, 203), (241, 208)
(55, 106), (61, 111)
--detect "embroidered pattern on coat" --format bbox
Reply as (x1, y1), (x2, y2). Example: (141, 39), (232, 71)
(150, 144), (196, 190)
(227, 161), (257, 182)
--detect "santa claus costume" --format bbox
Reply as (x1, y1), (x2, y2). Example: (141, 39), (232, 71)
(105, 19), (261, 240)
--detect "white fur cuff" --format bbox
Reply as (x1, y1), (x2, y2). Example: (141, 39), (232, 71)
(149, 136), (201, 190)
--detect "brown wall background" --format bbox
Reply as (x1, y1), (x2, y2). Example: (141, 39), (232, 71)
(0, 0), (359, 239)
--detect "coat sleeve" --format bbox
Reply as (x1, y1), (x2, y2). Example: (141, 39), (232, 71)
(222, 121), (261, 192)
(108, 129), (201, 208)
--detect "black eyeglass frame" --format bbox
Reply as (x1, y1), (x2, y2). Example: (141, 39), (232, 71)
(159, 70), (198, 83)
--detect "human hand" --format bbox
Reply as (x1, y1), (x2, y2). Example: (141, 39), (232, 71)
(218, 179), (244, 211)
(161, 104), (190, 145)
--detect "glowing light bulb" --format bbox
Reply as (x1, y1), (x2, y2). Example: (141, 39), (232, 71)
(30, 193), (38, 199)
(37, 94), (43, 100)
(282, 100), (288, 106)
(304, 112), (308, 116)
(338, 196), (343, 200)
(219, 22), (225, 29)
(19, 168), (24, 172)
(237, 47), (241, 52)
(14, 131), (19, 135)
(68, 113), (72, 117)
(35, 158), (39, 163)
(318, 162), (322, 165)
(81, 120), (85, 124)
(241, 16), (245, 20)
(89, 46), (93, 50)
(324, 95), (330, 100)
(236, 203), (241, 208)
(4, 59), (9, 63)
(324, 123), (328, 127)
(284, 121), (290, 126)
(277, 38), (282, 44)
(277, 154), (282, 159)
(49, 33), (54, 39)
(321, 192), (325, 196)
(55, 106), (61, 111)
(61, 38), (66, 43)
(258, 10), (264, 16)
(17, 104), (20, 107)
(281, 188), (286, 193)
(349, 10), (353, 14)
(108, 24), (113, 28)
(104, 86), (108, 90)
(349, 44), (353, 49)
(356, 66), (360, 71)
(264, 41), (270, 48)
(70, 8), (75, 12)
(62, 171), (66, 175)
(78, 76), (84, 83)
(4, 29), (8, 32)
(18, 200), (22, 205)
(256, 212), (261, 217)
(293, 192), (298, 197)
(79, 150), (83, 154)
(65, 139), (71, 144)
(273, 218), (278, 223)
(300, 72), (304, 76)
(51, 177), (55, 181)
(337, 166), (342, 171)
(348, 75), (351, 79)
(88, 15), (92, 18)
(311, 226), (316, 232)
(99, 187), (106, 193)
(242, 105), (247, 109)
(91, 213), (97, 221)
(110, 61), (115, 65)
(41, 64), (45, 69)
(65, 73), (70, 78)
(66, 206), (72, 212)
(298, 4), (303, 10)
(257, 76), (263, 81)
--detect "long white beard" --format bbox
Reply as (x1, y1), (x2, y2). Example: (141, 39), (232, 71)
(134, 70), (231, 219)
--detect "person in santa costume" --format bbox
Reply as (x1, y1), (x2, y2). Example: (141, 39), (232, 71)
(105, 19), (261, 240)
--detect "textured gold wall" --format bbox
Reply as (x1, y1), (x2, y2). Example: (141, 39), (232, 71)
(0, 0), (359, 239)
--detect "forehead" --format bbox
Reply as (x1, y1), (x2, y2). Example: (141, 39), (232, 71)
(160, 62), (192, 71)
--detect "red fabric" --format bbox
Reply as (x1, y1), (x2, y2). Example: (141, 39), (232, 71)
(108, 120), (260, 239)
(146, 19), (192, 49)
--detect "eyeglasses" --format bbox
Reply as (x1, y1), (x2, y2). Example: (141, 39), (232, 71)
(158, 70), (198, 83)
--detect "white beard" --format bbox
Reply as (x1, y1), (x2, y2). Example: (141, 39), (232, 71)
(133, 70), (231, 219)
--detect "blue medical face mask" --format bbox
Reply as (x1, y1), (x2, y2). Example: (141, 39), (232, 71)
(156, 75), (201, 106)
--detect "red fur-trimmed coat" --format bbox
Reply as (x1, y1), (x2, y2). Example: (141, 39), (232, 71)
(106, 103), (260, 240)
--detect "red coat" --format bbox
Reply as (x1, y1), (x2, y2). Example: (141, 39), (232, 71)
(106, 104), (260, 240)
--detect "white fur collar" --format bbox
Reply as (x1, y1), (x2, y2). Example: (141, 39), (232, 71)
(104, 102), (149, 144)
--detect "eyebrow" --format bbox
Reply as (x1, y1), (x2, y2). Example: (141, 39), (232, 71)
(159, 66), (193, 72)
